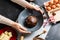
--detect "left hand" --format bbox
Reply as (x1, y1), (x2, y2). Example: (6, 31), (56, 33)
(12, 22), (31, 33)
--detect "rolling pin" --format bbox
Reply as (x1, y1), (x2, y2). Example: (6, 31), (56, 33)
(20, 35), (24, 40)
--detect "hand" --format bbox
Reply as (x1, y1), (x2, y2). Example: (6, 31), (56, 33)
(12, 22), (31, 33)
(33, 5), (43, 14)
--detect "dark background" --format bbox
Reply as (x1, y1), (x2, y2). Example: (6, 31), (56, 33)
(0, 0), (24, 21)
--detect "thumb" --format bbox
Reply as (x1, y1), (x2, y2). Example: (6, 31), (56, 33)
(18, 24), (27, 31)
(19, 29), (31, 33)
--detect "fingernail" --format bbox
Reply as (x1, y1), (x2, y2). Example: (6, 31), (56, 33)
(27, 31), (31, 33)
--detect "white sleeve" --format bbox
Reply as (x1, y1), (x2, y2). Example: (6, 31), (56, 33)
(11, 0), (34, 9)
(0, 15), (15, 27)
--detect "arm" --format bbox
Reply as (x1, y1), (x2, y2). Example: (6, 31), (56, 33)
(0, 15), (30, 33)
(11, 0), (43, 14)
(0, 15), (15, 27)
(11, 0), (34, 9)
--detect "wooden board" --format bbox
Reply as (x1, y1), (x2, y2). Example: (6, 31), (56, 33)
(44, 0), (60, 23)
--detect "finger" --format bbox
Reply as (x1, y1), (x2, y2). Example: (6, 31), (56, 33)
(20, 27), (27, 31)
(35, 5), (44, 14)
(19, 29), (31, 33)
(44, 2), (49, 6)
(39, 8), (44, 14)
(19, 24), (27, 31)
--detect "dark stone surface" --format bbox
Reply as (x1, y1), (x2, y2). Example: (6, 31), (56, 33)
(0, 0), (24, 21)
(45, 23), (60, 40)
(0, 0), (24, 28)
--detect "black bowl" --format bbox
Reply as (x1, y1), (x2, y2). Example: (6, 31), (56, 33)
(17, 9), (43, 32)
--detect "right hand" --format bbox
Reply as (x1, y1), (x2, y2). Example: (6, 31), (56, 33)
(33, 5), (43, 14)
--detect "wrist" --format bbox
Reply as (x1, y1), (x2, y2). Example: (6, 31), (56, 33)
(11, 22), (17, 28)
(25, 4), (34, 10)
